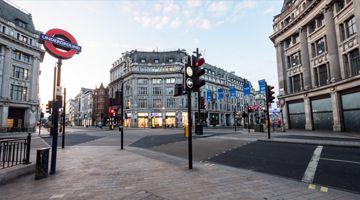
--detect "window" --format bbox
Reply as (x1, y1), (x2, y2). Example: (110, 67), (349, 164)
(138, 87), (147, 95)
(10, 85), (27, 101)
(140, 58), (146, 63)
(12, 50), (31, 64)
(346, 48), (360, 77)
(165, 78), (175, 84)
(152, 78), (162, 84)
(166, 98), (175, 108)
(152, 87), (162, 95)
(293, 33), (299, 44)
(336, 0), (345, 12)
(289, 74), (303, 93)
(311, 37), (326, 57)
(154, 59), (159, 64)
(139, 99), (148, 108)
(346, 16), (357, 37)
(169, 58), (174, 63)
(314, 64), (329, 87)
(138, 78), (148, 84)
(166, 87), (174, 95)
(16, 19), (27, 29)
(308, 21), (316, 34)
(317, 14), (324, 28)
(287, 51), (301, 68)
(12, 65), (29, 80)
(153, 99), (162, 108)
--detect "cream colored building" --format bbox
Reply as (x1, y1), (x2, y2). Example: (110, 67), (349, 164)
(270, 0), (360, 132)
(0, 1), (44, 132)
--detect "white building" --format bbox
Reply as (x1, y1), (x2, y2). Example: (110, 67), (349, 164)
(0, 1), (44, 133)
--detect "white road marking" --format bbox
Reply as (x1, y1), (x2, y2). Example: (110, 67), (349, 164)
(320, 157), (360, 165)
(302, 145), (323, 183)
(50, 194), (65, 199)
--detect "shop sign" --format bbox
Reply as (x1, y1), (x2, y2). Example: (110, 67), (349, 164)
(165, 112), (176, 117)
(138, 113), (148, 117)
(151, 112), (162, 117)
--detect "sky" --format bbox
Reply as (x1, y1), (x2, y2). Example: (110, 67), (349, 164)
(10, 0), (283, 106)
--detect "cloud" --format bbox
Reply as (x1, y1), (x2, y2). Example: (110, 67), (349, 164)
(208, 1), (228, 14)
(129, 0), (257, 31)
(199, 19), (210, 29)
(238, 0), (256, 9)
(171, 17), (181, 28)
(262, 7), (274, 15)
(187, 0), (202, 7)
(163, 1), (180, 14)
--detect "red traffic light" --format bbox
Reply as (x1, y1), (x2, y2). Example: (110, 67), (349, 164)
(194, 58), (205, 67)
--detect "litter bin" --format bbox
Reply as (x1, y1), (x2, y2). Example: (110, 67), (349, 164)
(35, 147), (50, 180)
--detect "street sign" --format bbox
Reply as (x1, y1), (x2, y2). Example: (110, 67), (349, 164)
(207, 90), (212, 102)
(218, 88), (224, 100)
(244, 82), (250, 97)
(39, 28), (81, 59)
(258, 79), (266, 94)
(230, 86), (236, 97)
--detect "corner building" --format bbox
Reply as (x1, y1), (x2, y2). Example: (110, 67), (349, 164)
(0, 1), (44, 132)
(271, 0), (360, 132)
(109, 49), (253, 128)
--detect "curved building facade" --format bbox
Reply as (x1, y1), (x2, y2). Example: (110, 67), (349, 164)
(271, 0), (360, 132)
(109, 49), (255, 128)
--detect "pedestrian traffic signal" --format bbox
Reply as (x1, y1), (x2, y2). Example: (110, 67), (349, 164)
(200, 96), (206, 109)
(267, 85), (275, 103)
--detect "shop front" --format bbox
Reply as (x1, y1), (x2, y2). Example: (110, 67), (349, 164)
(341, 90), (360, 132)
(151, 112), (162, 128)
(288, 101), (305, 129)
(209, 113), (219, 126)
(137, 112), (148, 128)
(125, 113), (132, 127)
(165, 112), (176, 128)
(311, 97), (333, 130)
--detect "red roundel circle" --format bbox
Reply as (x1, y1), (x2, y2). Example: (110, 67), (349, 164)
(43, 28), (79, 59)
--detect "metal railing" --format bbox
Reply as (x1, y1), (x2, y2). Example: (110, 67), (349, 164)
(0, 133), (31, 169)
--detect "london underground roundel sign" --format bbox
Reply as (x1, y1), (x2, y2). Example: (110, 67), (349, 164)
(39, 28), (81, 59)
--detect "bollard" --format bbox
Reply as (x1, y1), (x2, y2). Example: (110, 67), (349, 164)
(35, 148), (50, 180)
(25, 133), (31, 164)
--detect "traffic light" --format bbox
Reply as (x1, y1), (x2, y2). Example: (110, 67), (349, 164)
(191, 55), (206, 91)
(267, 85), (275, 103)
(46, 101), (53, 113)
(174, 83), (184, 97)
(200, 96), (206, 109)
(184, 55), (206, 92)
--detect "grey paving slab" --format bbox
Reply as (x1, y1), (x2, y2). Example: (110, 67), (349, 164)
(2, 145), (356, 200)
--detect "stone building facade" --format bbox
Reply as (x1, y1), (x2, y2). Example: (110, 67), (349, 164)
(109, 49), (255, 128)
(0, 1), (44, 132)
(270, 0), (360, 132)
(92, 83), (109, 126)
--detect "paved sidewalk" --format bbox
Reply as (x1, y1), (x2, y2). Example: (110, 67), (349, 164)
(1, 145), (359, 200)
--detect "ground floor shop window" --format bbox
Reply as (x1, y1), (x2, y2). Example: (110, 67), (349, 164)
(138, 117), (148, 128)
(288, 101), (305, 129)
(311, 97), (333, 130)
(341, 91), (360, 132)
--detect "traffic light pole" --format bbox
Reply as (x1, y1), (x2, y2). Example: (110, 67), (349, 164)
(120, 82), (124, 150)
(266, 83), (271, 139)
(187, 90), (193, 169)
(62, 88), (66, 149)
